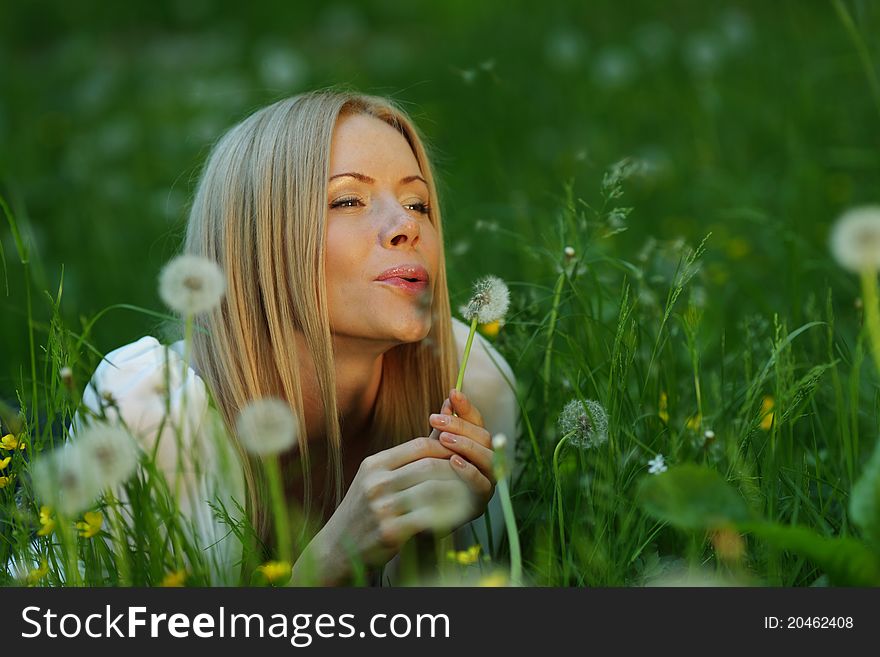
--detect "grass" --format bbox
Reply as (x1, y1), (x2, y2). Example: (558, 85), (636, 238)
(1, 1), (879, 586)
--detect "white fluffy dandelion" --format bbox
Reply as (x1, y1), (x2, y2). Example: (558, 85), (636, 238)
(557, 398), (609, 449)
(460, 275), (510, 325)
(492, 433), (508, 450)
(78, 422), (141, 491)
(236, 398), (299, 457)
(647, 453), (667, 474)
(32, 442), (102, 516)
(158, 254), (226, 315)
(829, 206), (880, 273)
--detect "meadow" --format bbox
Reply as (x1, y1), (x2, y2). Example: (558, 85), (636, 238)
(1, 0), (879, 586)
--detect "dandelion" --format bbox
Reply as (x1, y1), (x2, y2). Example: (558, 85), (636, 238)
(27, 558), (49, 586)
(76, 511), (104, 539)
(460, 275), (510, 325)
(831, 206), (880, 376)
(553, 398), (608, 581)
(36, 506), (56, 536)
(32, 442), (102, 517)
(703, 429), (716, 441)
(647, 453), (668, 475)
(564, 246), (576, 259)
(78, 422), (141, 491)
(235, 398), (299, 457)
(160, 569), (187, 587)
(491, 433), (507, 451)
(829, 206), (880, 273)
(237, 398), (299, 563)
(557, 398), (608, 449)
(759, 396), (774, 431)
(158, 254), (226, 315)
(1, 433), (25, 451)
(257, 560), (292, 585)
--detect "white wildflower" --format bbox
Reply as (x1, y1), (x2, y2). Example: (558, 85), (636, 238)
(703, 429), (716, 441)
(78, 422), (141, 491)
(32, 442), (102, 517)
(564, 246), (576, 259)
(558, 398), (608, 449)
(647, 453), (667, 475)
(236, 398), (299, 457)
(158, 254), (226, 315)
(829, 206), (880, 273)
(460, 275), (510, 324)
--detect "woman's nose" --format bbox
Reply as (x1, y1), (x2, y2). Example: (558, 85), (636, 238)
(382, 207), (420, 248)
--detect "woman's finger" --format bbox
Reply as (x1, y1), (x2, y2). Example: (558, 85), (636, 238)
(449, 454), (493, 501)
(449, 389), (484, 427)
(429, 411), (492, 449)
(437, 433), (496, 484)
(388, 457), (459, 491)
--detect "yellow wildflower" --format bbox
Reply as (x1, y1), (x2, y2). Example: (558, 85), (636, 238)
(479, 320), (502, 338)
(478, 571), (509, 587)
(160, 569), (187, 587)
(1, 434), (25, 451)
(75, 511), (104, 538)
(446, 544), (481, 565)
(760, 396), (774, 431)
(257, 560), (292, 585)
(0, 475), (13, 488)
(685, 413), (702, 431)
(37, 506), (56, 536)
(658, 391), (669, 424)
(0, 456), (10, 470)
(27, 558), (49, 586)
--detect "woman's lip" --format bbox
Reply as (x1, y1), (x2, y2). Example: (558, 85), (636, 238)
(376, 277), (429, 294)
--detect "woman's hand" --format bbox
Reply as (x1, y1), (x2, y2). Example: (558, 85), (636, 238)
(296, 435), (479, 584)
(428, 389), (496, 522)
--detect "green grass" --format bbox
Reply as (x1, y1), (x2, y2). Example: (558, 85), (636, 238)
(1, 1), (879, 586)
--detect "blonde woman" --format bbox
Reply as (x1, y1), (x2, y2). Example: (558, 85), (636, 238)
(74, 89), (519, 586)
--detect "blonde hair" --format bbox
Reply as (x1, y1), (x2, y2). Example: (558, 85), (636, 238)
(183, 88), (458, 547)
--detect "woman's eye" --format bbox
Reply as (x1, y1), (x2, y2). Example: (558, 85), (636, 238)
(406, 202), (431, 215)
(330, 196), (362, 209)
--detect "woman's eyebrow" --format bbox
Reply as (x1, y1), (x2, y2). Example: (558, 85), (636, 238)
(329, 172), (427, 185)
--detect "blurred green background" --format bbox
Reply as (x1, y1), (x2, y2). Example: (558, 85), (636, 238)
(1, 0), (878, 402)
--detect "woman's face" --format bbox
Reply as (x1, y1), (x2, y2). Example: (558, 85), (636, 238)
(325, 113), (440, 347)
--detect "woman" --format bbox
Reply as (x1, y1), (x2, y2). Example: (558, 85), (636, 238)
(75, 88), (519, 586)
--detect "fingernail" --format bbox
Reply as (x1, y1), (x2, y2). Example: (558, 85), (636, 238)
(430, 413), (448, 426)
(452, 455), (466, 468)
(440, 432), (457, 444)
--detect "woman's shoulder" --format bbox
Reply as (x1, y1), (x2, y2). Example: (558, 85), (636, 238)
(79, 336), (208, 439)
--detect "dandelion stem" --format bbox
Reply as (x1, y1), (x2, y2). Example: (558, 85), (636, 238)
(455, 317), (479, 392)
(264, 455), (292, 563)
(552, 430), (574, 583)
(859, 268), (880, 376)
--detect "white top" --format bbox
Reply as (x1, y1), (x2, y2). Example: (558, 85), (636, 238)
(71, 316), (519, 585)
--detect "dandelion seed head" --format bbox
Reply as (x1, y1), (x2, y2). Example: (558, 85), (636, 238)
(159, 254), (226, 315)
(703, 429), (716, 441)
(461, 275), (510, 324)
(564, 246), (576, 259)
(78, 422), (141, 491)
(829, 206), (880, 273)
(236, 398), (299, 457)
(491, 433), (507, 450)
(558, 398), (608, 449)
(32, 443), (102, 517)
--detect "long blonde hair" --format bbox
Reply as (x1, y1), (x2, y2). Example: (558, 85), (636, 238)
(183, 88), (458, 545)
